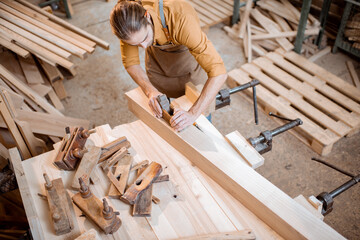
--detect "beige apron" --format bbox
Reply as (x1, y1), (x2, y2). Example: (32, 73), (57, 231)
(145, 43), (207, 98)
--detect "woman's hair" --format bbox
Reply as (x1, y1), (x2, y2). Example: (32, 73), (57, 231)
(110, 0), (149, 40)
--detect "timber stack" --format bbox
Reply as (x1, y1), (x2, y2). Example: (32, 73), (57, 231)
(0, 0), (109, 163)
(223, 0), (322, 62)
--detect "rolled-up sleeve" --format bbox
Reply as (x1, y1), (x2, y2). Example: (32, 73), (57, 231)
(174, 13), (226, 78)
(120, 40), (141, 68)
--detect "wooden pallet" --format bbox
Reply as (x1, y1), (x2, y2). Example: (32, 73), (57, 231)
(227, 48), (360, 156)
(188, 0), (233, 29)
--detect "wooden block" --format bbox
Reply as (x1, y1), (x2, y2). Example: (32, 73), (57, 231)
(129, 159), (149, 173)
(72, 180), (121, 234)
(71, 145), (101, 189)
(154, 174), (169, 183)
(47, 89), (65, 112)
(18, 55), (44, 84)
(225, 131), (264, 169)
(294, 194), (324, 220)
(30, 84), (52, 97)
(101, 147), (128, 172)
(132, 163), (153, 217)
(346, 61), (360, 89)
(74, 229), (101, 240)
(122, 162), (162, 205)
(107, 154), (133, 197)
(99, 137), (131, 163)
(308, 46), (331, 62)
(43, 173), (74, 235)
(177, 229), (256, 240)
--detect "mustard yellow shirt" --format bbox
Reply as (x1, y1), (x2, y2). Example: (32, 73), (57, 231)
(120, 0), (226, 78)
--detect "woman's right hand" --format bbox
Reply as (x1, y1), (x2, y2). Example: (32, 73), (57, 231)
(148, 91), (163, 118)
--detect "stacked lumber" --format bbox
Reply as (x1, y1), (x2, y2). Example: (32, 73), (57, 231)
(0, 0), (109, 76)
(223, 0), (320, 62)
(345, 13), (360, 50)
(0, 0), (110, 162)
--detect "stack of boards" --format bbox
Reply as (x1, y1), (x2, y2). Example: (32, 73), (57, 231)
(0, 0), (109, 162)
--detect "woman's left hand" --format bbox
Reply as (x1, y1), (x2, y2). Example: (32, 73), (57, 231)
(170, 108), (197, 132)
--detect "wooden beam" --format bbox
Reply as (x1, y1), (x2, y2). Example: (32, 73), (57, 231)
(238, 0), (252, 39)
(18, 55), (45, 85)
(346, 61), (360, 89)
(252, 28), (319, 40)
(125, 87), (345, 240)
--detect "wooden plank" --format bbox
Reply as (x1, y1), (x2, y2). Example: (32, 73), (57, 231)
(247, 20), (252, 63)
(0, 65), (63, 116)
(346, 61), (360, 89)
(269, 11), (294, 41)
(9, 147), (45, 240)
(30, 84), (52, 97)
(71, 145), (102, 189)
(18, 55), (44, 85)
(51, 80), (67, 100)
(0, 25), (75, 74)
(308, 46), (331, 62)
(276, 48), (360, 102)
(251, 8), (293, 51)
(16, 120), (46, 156)
(0, 7), (88, 59)
(0, 18), (72, 60)
(15, 0), (110, 50)
(238, 0), (252, 39)
(125, 87), (344, 239)
(0, 35), (29, 58)
(0, 91), (31, 159)
(225, 131), (264, 169)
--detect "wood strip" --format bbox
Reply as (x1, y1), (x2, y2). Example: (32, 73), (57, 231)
(308, 46), (331, 62)
(125, 87), (344, 239)
(37, 58), (63, 83)
(0, 65), (63, 116)
(269, 11), (294, 41)
(15, 0), (110, 50)
(0, 25), (75, 73)
(177, 230), (255, 240)
(132, 163), (153, 217)
(9, 148), (45, 240)
(0, 18), (72, 60)
(51, 80), (67, 100)
(346, 61), (360, 89)
(0, 91), (31, 159)
(0, 7), (87, 59)
(225, 131), (264, 169)
(0, 35), (29, 58)
(47, 89), (65, 112)
(108, 154), (133, 197)
(15, 120), (46, 157)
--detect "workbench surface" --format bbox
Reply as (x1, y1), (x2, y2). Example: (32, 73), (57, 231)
(12, 120), (282, 240)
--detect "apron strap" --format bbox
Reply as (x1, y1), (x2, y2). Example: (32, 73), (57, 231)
(159, 0), (173, 44)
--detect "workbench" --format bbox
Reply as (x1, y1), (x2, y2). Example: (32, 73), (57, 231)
(10, 88), (345, 239)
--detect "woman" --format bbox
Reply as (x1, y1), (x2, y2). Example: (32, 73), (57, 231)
(110, 0), (227, 131)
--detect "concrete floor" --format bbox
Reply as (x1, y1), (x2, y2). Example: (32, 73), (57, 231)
(59, 1), (359, 239)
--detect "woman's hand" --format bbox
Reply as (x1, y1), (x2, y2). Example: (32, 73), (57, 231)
(170, 108), (197, 132)
(148, 91), (163, 118)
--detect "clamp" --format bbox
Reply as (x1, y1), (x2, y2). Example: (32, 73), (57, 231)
(248, 112), (303, 154)
(312, 157), (360, 216)
(216, 79), (260, 124)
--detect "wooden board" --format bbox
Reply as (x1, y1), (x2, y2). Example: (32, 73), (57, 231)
(11, 121), (295, 240)
(227, 49), (360, 155)
(125, 87), (344, 239)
